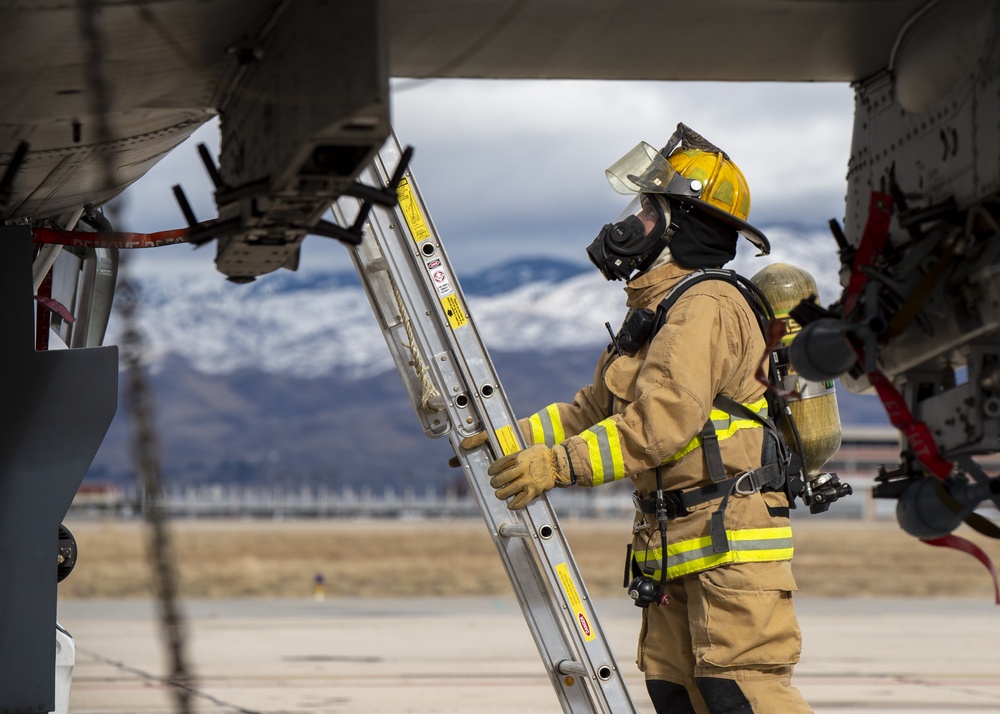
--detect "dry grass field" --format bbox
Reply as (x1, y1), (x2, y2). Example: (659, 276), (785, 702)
(59, 516), (1000, 601)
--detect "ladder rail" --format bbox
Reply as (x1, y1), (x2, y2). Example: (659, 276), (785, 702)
(333, 132), (638, 714)
(336, 160), (601, 711)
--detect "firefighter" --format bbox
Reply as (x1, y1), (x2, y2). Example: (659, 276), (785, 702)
(486, 124), (811, 713)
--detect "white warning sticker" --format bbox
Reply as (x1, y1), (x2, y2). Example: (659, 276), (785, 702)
(425, 257), (454, 298)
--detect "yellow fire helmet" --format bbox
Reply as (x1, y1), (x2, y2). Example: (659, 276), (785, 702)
(605, 123), (770, 255)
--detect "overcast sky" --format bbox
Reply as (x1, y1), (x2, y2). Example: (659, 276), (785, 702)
(118, 79), (855, 300)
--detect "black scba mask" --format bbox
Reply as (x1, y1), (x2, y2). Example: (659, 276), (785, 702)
(586, 194), (671, 282)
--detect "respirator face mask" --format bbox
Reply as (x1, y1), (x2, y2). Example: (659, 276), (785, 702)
(586, 194), (672, 281)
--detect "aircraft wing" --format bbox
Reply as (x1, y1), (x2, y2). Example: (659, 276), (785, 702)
(386, 0), (925, 82)
(1, 0), (927, 281)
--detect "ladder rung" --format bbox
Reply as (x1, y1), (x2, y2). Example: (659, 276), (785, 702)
(423, 394), (446, 412)
(557, 660), (587, 676)
(498, 522), (556, 539)
(558, 659), (615, 681)
(498, 523), (530, 538)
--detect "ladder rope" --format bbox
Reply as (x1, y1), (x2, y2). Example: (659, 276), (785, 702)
(391, 277), (442, 412)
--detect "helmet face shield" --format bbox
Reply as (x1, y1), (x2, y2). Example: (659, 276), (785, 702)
(586, 194), (671, 281)
(605, 142), (701, 200)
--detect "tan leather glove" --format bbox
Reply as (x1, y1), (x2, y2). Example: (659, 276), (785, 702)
(447, 431), (489, 468)
(488, 444), (573, 510)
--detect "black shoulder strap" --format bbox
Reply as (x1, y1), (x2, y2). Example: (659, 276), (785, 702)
(713, 393), (778, 433)
(651, 268), (778, 338)
(652, 268), (736, 335)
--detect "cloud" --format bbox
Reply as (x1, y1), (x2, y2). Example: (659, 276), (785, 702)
(120, 80), (856, 282)
(390, 79), (854, 267)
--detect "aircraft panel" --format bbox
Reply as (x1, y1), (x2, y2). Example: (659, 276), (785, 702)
(384, 0), (929, 82)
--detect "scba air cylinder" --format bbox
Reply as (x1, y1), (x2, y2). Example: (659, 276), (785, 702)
(751, 263), (842, 475)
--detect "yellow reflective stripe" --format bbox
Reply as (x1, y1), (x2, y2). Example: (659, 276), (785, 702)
(580, 418), (625, 486)
(730, 526), (792, 542)
(662, 397), (769, 464)
(743, 397), (770, 416)
(665, 434), (702, 463)
(529, 413), (544, 445)
(581, 431), (605, 485)
(528, 404), (566, 446)
(548, 404), (565, 444)
(715, 416), (761, 439)
(633, 526), (793, 580)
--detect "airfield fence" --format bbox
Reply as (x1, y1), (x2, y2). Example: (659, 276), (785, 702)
(68, 475), (892, 521)
(69, 428), (1000, 521)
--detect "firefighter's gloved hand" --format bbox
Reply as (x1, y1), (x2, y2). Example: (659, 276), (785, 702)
(447, 431), (490, 468)
(488, 444), (573, 510)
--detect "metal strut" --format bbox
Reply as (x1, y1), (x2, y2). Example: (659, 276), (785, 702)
(330, 131), (637, 713)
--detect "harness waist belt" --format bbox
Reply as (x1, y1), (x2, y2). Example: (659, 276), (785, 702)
(633, 462), (784, 518)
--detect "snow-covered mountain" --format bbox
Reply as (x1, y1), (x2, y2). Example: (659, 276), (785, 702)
(111, 225), (845, 379)
(112, 258), (626, 379)
(91, 239), (882, 489)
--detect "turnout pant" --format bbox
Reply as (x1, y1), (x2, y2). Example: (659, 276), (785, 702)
(637, 560), (812, 714)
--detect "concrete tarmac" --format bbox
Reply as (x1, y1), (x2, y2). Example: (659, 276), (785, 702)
(57, 596), (1000, 713)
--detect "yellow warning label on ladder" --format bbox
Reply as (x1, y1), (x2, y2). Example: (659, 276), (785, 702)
(556, 563), (596, 642)
(440, 294), (466, 330)
(496, 425), (520, 456)
(397, 178), (431, 242)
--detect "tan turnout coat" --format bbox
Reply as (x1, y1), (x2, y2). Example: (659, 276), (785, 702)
(524, 261), (794, 580)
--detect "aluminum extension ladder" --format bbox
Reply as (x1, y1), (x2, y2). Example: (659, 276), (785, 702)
(330, 132), (638, 713)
